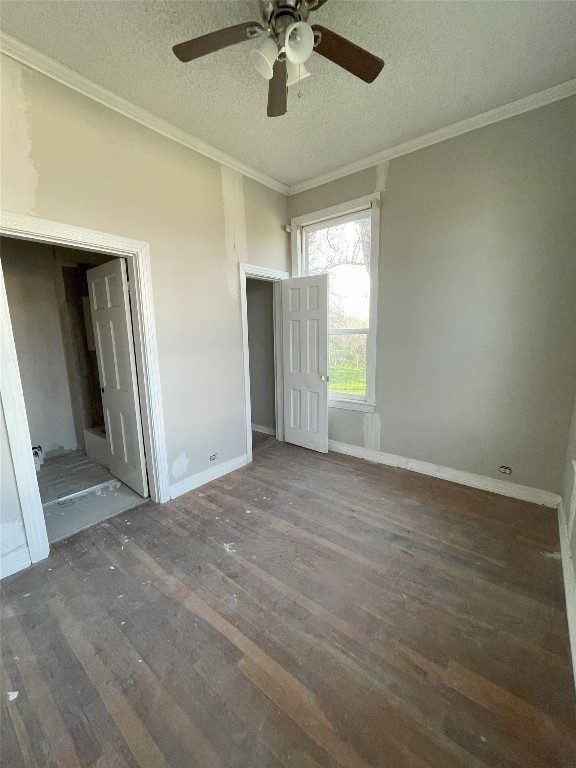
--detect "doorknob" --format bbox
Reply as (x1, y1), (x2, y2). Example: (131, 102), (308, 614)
(320, 374), (329, 382)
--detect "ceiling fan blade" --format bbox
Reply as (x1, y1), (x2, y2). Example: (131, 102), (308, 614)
(173, 22), (264, 63)
(311, 25), (384, 83)
(307, 0), (330, 11)
(267, 59), (287, 117)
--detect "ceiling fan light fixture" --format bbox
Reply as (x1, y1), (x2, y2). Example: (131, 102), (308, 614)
(286, 60), (311, 88)
(249, 35), (279, 80)
(285, 21), (314, 65)
(172, 1), (385, 118)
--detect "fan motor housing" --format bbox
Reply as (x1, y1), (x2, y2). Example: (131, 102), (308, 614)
(262, 0), (312, 27)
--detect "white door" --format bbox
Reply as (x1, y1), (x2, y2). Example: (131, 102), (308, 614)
(87, 259), (148, 497)
(282, 275), (329, 452)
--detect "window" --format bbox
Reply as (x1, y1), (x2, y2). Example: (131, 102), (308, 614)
(294, 197), (378, 412)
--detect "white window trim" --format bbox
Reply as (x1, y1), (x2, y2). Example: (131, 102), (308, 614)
(291, 195), (380, 414)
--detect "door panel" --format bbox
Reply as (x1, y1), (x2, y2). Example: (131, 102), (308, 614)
(87, 259), (148, 496)
(282, 275), (328, 452)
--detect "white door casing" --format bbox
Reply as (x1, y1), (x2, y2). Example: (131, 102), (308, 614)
(88, 259), (148, 496)
(0, 212), (169, 579)
(282, 275), (329, 453)
(239, 264), (290, 462)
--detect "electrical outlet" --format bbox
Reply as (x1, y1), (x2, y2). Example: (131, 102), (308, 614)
(499, 465), (512, 475)
(210, 453), (217, 462)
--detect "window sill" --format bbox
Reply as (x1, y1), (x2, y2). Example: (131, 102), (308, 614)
(329, 399), (375, 414)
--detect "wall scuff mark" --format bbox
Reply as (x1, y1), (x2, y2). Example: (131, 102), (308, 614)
(171, 451), (190, 480)
(221, 166), (248, 298)
(0, 519), (27, 555)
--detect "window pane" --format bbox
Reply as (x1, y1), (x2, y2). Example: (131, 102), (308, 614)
(329, 333), (367, 397)
(307, 217), (371, 330)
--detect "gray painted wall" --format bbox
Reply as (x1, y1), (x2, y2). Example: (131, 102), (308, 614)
(563, 391), (576, 561)
(289, 97), (576, 493)
(247, 279), (276, 431)
(244, 177), (290, 272)
(564, 393), (576, 506)
(1, 53), (289, 564)
(289, 168), (377, 219)
(2, 237), (78, 455)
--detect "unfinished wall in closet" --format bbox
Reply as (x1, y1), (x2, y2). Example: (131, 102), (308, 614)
(246, 279), (276, 433)
(2, 237), (77, 455)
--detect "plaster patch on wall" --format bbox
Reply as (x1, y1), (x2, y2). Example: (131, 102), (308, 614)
(221, 166), (248, 298)
(540, 550), (561, 560)
(0, 519), (27, 557)
(0, 57), (39, 213)
(363, 413), (372, 450)
(171, 451), (190, 480)
(376, 162), (389, 193)
(363, 412), (381, 451)
(372, 412), (381, 451)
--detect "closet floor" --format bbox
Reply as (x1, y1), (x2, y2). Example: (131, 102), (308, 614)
(252, 430), (276, 453)
(37, 450), (114, 506)
(37, 450), (146, 543)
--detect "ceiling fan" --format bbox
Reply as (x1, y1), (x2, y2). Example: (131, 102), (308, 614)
(172, 0), (384, 117)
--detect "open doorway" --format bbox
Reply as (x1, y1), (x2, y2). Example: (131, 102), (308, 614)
(240, 264), (288, 460)
(246, 278), (277, 454)
(240, 263), (330, 459)
(1, 236), (149, 542)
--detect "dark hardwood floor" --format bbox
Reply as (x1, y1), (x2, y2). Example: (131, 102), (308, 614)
(2, 438), (575, 767)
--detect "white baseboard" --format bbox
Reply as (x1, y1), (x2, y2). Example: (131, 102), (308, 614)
(169, 454), (249, 499)
(328, 440), (561, 508)
(251, 424), (276, 436)
(558, 500), (576, 692)
(0, 546), (32, 580)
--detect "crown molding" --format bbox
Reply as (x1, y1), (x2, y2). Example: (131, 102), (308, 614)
(2, 32), (575, 200)
(288, 78), (576, 195)
(0, 32), (289, 195)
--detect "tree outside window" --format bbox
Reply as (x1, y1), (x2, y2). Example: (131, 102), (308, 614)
(305, 215), (371, 400)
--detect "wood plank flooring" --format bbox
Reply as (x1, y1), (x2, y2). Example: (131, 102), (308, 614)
(2, 438), (575, 767)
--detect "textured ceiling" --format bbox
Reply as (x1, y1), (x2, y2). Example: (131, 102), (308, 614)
(1, 1), (576, 186)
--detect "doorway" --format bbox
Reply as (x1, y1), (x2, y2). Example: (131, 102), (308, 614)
(246, 278), (277, 453)
(239, 263), (330, 460)
(1, 237), (149, 542)
(0, 212), (169, 572)
(240, 265), (288, 460)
